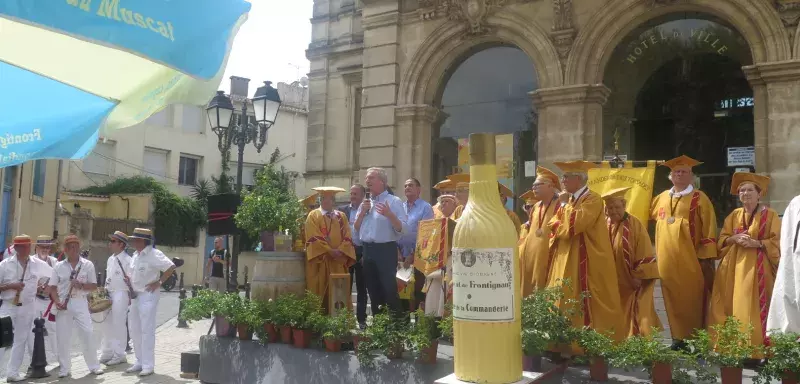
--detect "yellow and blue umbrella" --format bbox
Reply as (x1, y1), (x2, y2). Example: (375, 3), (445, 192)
(0, 0), (251, 167)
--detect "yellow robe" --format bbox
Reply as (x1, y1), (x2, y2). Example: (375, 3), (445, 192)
(708, 206), (780, 357)
(546, 190), (625, 344)
(304, 209), (357, 312)
(608, 214), (661, 337)
(453, 205), (464, 220)
(507, 209), (522, 237)
(519, 199), (558, 297)
(650, 189), (718, 340)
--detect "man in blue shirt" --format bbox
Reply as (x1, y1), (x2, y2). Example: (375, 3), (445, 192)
(354, 167), (409, 316)
(398, 178), (434, 312)
(339, 184), (368, 328)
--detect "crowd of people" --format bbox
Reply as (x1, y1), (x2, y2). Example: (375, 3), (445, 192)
(298, 157), (800, 365)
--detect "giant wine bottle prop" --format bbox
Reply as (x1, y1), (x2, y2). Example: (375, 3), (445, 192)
(452, 133), (522, 383)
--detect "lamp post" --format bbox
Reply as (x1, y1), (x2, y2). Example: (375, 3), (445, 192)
(206, 81), (282, 289)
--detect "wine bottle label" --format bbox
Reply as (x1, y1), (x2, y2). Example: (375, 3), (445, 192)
(450, 247), (515, 322)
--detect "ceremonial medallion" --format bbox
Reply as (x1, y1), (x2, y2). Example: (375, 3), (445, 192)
(535, 229), (543, 237)
(666, 217), (675, 224)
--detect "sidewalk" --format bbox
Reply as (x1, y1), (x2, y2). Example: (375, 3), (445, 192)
(16, 317), (210, 384)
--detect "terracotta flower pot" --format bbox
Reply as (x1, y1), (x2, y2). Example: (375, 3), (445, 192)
(417, 340), (439, 364)
(589, 357), (609, 382)
(385, 343), (404, 359)
(279, 326), (293, 344)
(263, 323), (279, 343)
(236, 324), (253, 341)
(523, 354), (543, 372)
(651, 362), (672, 384)
(783, 370), (799, 384)
(720, 366), (743, 384)
(215, 316), (236, 338)
(292, 328), (313, 349)
(324, 338), (341, 352)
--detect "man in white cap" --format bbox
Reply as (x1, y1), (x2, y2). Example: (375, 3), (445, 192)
(0, 234), (54, 382)
(25, 235), (59, 370)
(99, 231), (133, 366)
(126, 228), (176, 376)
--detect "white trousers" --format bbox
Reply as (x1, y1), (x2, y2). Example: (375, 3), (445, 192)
(25, 298), (58, 364)
(129, 291), (159, 371)
(55, 298), (100, 374)
(0, 303), (36, 377)
(100, 290), (129, 360)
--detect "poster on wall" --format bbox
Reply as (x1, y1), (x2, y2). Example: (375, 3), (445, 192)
(457, 134), (515, 210)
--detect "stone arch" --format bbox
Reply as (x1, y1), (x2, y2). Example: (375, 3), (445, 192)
(398, 9), (562, 106)
(565, 0), (792, 86)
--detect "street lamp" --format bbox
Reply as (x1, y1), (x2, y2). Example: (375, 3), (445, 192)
(206, 81), (282, 290)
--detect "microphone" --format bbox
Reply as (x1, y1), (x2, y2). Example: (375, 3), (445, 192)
(365, 192), (371, 200)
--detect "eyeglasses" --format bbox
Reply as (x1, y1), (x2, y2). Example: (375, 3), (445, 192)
(531, 183), (547, 188)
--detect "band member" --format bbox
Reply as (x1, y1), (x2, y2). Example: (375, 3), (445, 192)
(0, 235), (54, 382)
(48, 235), (103, 378)
(26, 235), (59, 367)
(767, 193), (800, 334)
(603, 187), (661, 337)
(708, 173), (779, 360)
(650, 155), (717, 350)
(519, 166), (561, 296)
(305, 187), (356, 313)
(99, 231), (133, 366)
(126, 228), (176, 376)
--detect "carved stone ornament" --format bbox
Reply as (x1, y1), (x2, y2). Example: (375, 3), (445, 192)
(419, 0), (534, 35)
(550, 0), (575, 66)
(774, 0), (800, 28)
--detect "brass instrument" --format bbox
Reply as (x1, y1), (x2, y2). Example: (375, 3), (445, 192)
(115, 255), (137, 299)
(62, 250), (87, 309)
(11, 259), (27, 306)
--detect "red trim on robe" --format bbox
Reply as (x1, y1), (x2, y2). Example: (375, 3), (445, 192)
(754, 206), (770, 346)
(578, 234), (591, 327)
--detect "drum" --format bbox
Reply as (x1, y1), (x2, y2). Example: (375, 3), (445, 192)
(88, 287), (112, 314)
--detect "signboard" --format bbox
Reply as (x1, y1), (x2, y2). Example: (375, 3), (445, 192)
(524, 161), (536, 177)
(727, 147), (755, 167)
(735, 167), (750, 173)
(451, 247), (515, 322)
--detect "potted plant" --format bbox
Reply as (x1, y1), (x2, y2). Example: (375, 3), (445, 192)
(290, 292), (325, 349)
(438, 306), (453, 341)
(356, 306), (409, 365)
(258, 299), (279, 343)
(754, 332), (800, 384)
(180, 289), (221, 323)
(577, 327), (617, 382)
(272, 294), (299, 344)
(231, 299), (262, 341)
(608, 328), (684, 384)
(214, 293), (242, 338)
(687, 316), (758, 384)
(408, 309), (440, 364)
(323, 309), (356, 352)
(520, 285), (581, 372)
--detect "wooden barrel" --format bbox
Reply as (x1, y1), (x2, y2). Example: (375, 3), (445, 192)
(252, 251), (306, 301)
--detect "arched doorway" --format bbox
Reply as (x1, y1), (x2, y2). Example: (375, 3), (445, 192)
(603, 14), (754, 224)
(432, 46), (538, 212)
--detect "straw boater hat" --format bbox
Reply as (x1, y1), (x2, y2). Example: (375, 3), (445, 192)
(730, 172), (770, 195)
(601, 187), (632, 202)
(108, 231), (129, 245)
(661, 155), (702, 170)
(536, 166), (562, 190)
(63, 234), (80, 245)
(520, 190), (538, 205)
(13, 235), (32, 246)
(312, 186), (346, 198)
(36, 235), (54, 247)
(553, 160), (598, 174)
(128, 228), (153, 242)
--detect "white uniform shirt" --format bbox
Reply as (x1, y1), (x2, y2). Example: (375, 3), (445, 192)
(130, 246), (174, 293)
(49, 258), (96, 301)
(0, 255), (54, 304)
(34, 255), (58, 298)
(106, 251), (133, 292)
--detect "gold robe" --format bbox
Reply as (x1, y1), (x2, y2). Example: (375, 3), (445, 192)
(546, 190), (625, 344)
(608, 214), (661, 337)
(304, 209), (357, 312)
(507, 209), (522, 237)
(650, 189), (717, 340)
(708, 206), (780, 356)
(453, 205), (464, 220)
(519, 199), (559, 297)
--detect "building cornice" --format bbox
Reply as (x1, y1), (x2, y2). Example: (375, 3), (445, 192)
(529, 84), (612, 108)
(743, 60), (800, 86)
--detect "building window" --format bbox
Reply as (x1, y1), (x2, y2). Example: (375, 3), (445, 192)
(32, 159), (46, 198)
(143, 147), (169, 182)
(146, 106), (173, 127)
(181, 105), (204, 134)
(229, 162), (261, 188)
(83, 140), (115, 175)
(178, 155), (200, 185)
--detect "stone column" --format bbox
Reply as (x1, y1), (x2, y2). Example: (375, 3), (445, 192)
(743, 60), (800, 211)
(530, 84), (611, 168)
(395, 105), (446, 202)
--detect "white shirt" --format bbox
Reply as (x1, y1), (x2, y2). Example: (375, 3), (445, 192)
(130, 246), (174, 293)
(573, 186), (588, 200)
(767, 194), (800, 334)
(0, 255), (54, 304)
(106, 251), (133, 292)
(34, 254), (58, 295)
(49, 258), (96, 301)
(669, 184), (694, 197)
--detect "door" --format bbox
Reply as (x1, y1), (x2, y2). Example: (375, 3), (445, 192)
(0, 167), (16, 247)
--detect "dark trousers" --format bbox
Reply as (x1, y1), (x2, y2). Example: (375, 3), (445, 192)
(362, 241), (402, 316)
(349, 246), (367, 324)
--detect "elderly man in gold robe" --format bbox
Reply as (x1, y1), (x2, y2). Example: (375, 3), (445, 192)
(449, 173), (470, 220)
(519, 166), (561, 297)
(434, 194), (458, 220)
(709, 173), (780, 361)
(650, 155), (717, 350)
(603, 187), (661, 337)
(304, 187), (356, 313)
(547, 161), (624, 345)
(518, 190), (538, 241)
(432, 179), (456, 218)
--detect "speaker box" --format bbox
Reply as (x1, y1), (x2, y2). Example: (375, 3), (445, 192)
(207, 194), (240, 236)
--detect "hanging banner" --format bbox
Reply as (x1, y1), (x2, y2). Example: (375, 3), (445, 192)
(587, 161), (657, 225)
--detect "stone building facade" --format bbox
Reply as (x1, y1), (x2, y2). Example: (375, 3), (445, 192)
(306, 0), (800, 212)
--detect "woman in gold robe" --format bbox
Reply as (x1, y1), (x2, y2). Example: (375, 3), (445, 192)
(304, 187), (356, 313)
(708, 173), (780, 359)
(519, 166), (560, 297)
(603, 187), (661, 337)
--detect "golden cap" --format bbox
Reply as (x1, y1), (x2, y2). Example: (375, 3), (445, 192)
(535, 166), (561, 190)
(446, 173), (470, 184)
(730, 172), (770, 195)
(299, 193), (319, 206)
(553, 160), (598, 174)
(312, 186), (346, 197)
(601, 187), (632, 202)
(520, 190), (538, 204)
(498, 183), (513, 199)
(661, 155), (702, 170)
(433, 179), (456, 191)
